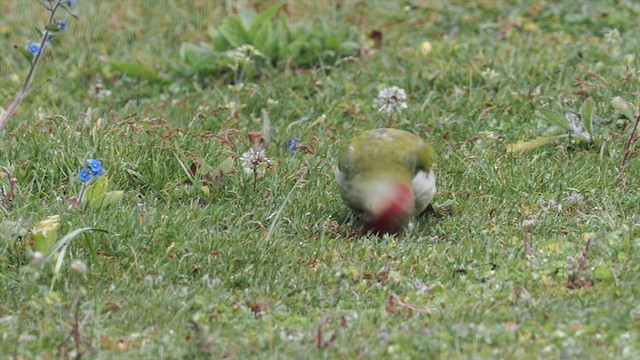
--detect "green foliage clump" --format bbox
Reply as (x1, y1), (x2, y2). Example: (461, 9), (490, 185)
(179, 4), (361, 76)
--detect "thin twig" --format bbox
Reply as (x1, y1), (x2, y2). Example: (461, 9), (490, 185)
(522, 219), (533, 259)
(57, 292), (87, 359)
(576, 234), (596, 272)
(620, 112), (640, 174)
(566, 233), (600, 289)
(0, 0), (65, 129)
(388, 293), (436, 313)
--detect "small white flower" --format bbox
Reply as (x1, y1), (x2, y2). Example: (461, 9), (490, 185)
(604, 28), (621, 45)
(70, 260), (87, 276)
(453, 86), (466, 97)
(374, 86), (408, 114)
(30, 251), (44, 266)
(144, 275), (154, 285)
(481, 68), (500, 81)
(226, 44), (262, 67)
(202, 274), (211, 288)
(542, 199), (562, 212)
(90, 75), (112, 98)
(563, 191), (584, 205)
(240, 148), (270, 175)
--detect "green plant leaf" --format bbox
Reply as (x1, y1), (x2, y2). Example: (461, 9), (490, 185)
(580, 97), (595, 135)
(44, 24), (60, 32)
(323, 34), (340, 51)
(179, 43), (220, 73)
(339, 41), (359, 56)
(13, 44), (34, 62)
(237, 7), (257, 27)
(208, 28), (231, 52)
(219, 17), (250, 47)
(102, 191), (124, 207)
(593, 262), (614, 281)
(43, 227), (108, 265)
(506, 135), (566, 153)
(84, 175), (109, 208)
(538, 109), (571, 131)
(276, 17), (290, 60)
(86, 191), (124, 211)
(248, 3), (284, 35)
(110, 62), (170, 83)
(216, 156), (235, 174)
(252, 22), (273, 56)
(0, 220), (29, 243)
(611, 96), (636, 120)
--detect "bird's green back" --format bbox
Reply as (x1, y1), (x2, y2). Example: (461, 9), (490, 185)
(338, 128), (434, 182)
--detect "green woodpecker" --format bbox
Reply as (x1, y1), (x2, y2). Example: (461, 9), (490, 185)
(336, 128), (436, 234)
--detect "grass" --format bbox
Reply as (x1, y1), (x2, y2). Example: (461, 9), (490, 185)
(1, 0), (639, 358)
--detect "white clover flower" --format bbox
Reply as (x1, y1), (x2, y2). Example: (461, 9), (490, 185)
(453, 86), (466, 97)
(70, 259), (87, 276)
(374, 86), (408, 114)
(481, 68), (500, 81)
(604, 28), (621, 45)
(563, 191), (584, 205)
(144, 275), (154, 285)
(240, 148), (270, 175)
(30, 251), (44, 266)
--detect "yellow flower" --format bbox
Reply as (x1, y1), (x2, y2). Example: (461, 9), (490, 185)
(32, 215), (60, 253)
(420, 41), (433, 56)
(523, 21), (539, 32)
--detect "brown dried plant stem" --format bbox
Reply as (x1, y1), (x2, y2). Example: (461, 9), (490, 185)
(252, 165), (258, 191)
(0, 1), (64, 129)
(620, 112), (640, 174)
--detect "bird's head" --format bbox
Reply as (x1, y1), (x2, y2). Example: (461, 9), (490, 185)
(362, 177), (415, 235)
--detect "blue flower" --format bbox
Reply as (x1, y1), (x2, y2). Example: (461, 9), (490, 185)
(57, 18), (67, 31)
(287, 138), (299, 153)
(27, 42), (41, 56)
(86, 159), (104, 177)
(68, 0), (78, 6)
(77, 168), (91, 182)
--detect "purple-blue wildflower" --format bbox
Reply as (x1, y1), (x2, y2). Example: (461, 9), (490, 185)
(86, 159), (104, 177)
(287, 138), (299, 153)
(57, 18), (67, 30)
(27, 42), (41, 56)
(77, 168), (91, 182)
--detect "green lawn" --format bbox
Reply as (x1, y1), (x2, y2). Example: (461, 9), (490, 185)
(1, 0), (639, 358)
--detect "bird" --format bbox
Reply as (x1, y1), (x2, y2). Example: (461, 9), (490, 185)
(336, 128), (436, 235)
